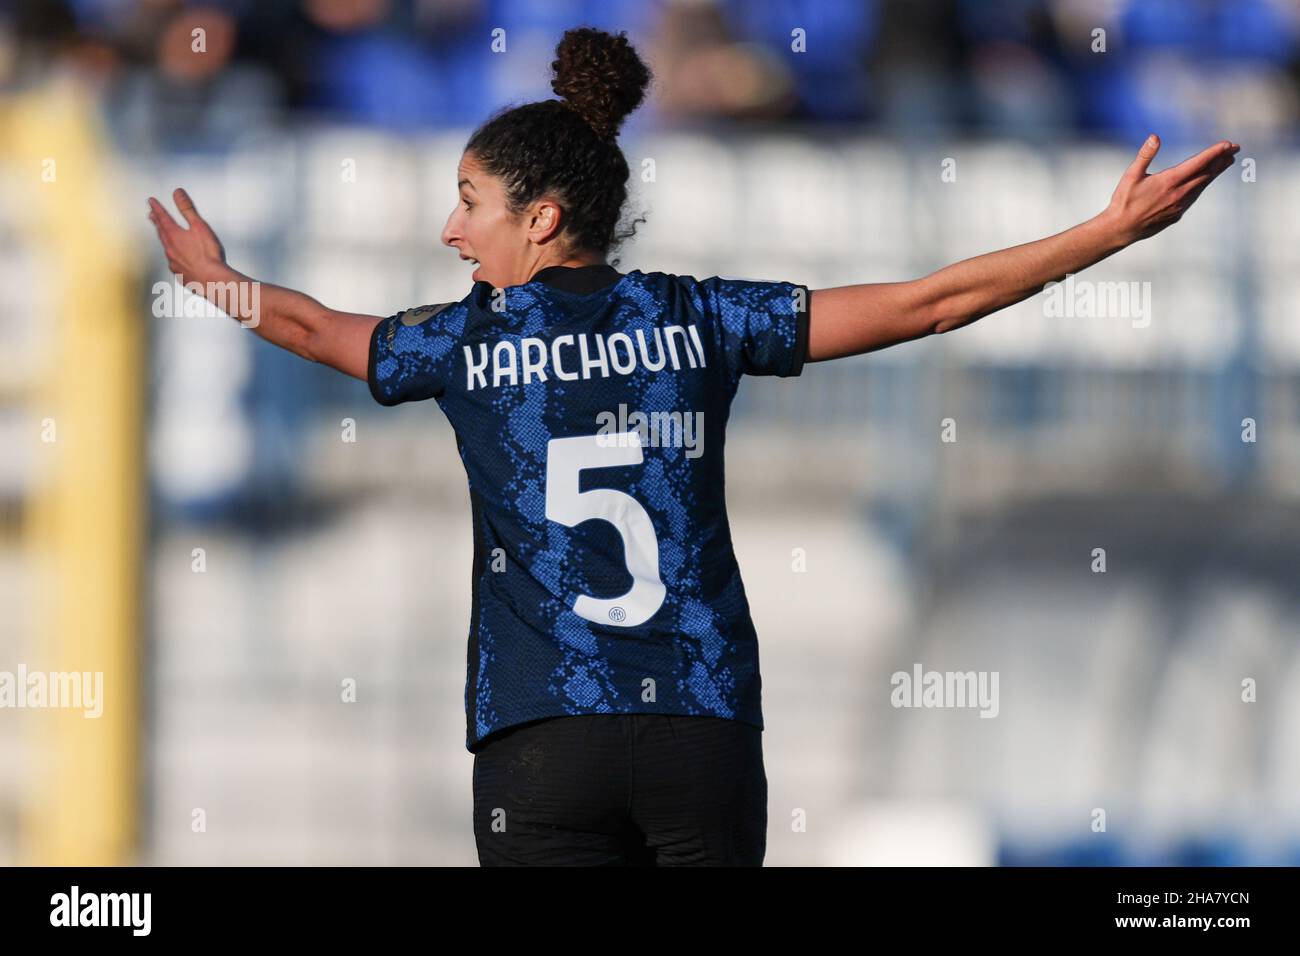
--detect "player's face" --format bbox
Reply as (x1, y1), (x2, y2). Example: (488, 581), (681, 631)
(442, 152), (528, 288)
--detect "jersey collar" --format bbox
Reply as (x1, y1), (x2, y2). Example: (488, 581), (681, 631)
(529, 263), (624, 295)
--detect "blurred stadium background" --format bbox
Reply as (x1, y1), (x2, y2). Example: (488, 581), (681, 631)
(2, 0), (1300, 866)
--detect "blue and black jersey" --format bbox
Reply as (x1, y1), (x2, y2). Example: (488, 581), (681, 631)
(368, 264), (810, 752)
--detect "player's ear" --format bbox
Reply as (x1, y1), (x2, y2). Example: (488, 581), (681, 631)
(528, 199), (564, 243)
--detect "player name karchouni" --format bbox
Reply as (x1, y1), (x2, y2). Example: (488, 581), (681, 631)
(464, 324), (706, 391)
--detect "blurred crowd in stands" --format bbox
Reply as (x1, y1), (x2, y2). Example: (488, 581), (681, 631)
(0, 0), (1297, 149)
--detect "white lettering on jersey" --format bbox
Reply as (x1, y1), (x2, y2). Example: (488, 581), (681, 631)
(578, 332), (609, 379)
(465, 343), (489, 390)
(552, 334), (577, 381)
(607, 332), (636, 374)
(663, 325), (695, 369)
(492, 340), (518, 387)
(521, 337), (548, 384)
(464, 324), (706, 391)
(636, 328), (667, 370)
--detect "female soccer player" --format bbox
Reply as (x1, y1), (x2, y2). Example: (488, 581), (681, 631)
(147, 27), (1238, 866)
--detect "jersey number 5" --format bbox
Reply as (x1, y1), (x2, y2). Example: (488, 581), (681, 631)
(545, 432), (667, 628)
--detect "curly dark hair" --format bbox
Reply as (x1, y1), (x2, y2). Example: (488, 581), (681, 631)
(464, 27), (652, 261)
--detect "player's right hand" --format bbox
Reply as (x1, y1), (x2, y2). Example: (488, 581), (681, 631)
(147, 188), (227, 280)
(1103, 135), (1240, 245)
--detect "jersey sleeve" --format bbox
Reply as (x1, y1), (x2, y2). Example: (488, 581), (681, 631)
(367, 301), (460, 406)
(694, 275), (811, 379)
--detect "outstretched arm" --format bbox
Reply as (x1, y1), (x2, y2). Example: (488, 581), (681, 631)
(806, 135), (1241, 362)
(147, 188), (380, 382)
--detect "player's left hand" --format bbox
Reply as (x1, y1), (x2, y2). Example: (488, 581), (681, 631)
(147, 188), (227, 281)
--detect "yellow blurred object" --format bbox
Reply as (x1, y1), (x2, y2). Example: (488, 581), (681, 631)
(1, 73), (143, 865)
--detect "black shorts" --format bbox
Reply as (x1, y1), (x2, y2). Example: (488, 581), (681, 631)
(472, 713), (767, 866)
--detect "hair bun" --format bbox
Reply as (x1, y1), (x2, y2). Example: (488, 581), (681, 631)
(550, 27), (651, 141)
